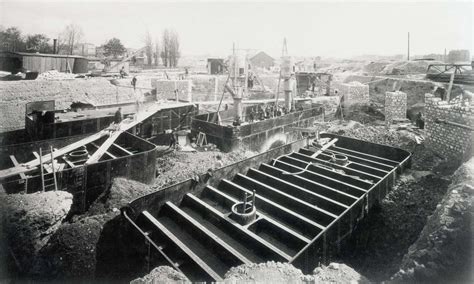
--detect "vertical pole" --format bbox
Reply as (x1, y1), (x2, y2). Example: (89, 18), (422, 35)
(407, 32), (411, 60)
(444, 48), (447, 63)
(242, 192), (248, 214)
(50, 146), (58, 191)
(39, 148), (45, 192)
(252, 190), (256, 210)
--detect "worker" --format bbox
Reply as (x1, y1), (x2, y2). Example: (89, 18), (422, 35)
(415, 112), (425, 129)
(169, 129), (177, 150)
(114, 107), (123, 128)
(131, 76), (137, 91)
(224, 104), (229, 111)
(249, 107), (256, 122)
(120, 66), (126, 79)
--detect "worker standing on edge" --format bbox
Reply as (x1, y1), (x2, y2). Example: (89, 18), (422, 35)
(114, 107), (123, 130)
(131, 76), (137, 91)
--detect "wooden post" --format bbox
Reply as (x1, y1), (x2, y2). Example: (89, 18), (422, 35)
(39, 148), (45, 192)
(50, 146), (58, 191)
(446, 71), (455, 101)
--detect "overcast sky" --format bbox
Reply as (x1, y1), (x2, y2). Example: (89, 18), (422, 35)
(1, 0), (472, 58)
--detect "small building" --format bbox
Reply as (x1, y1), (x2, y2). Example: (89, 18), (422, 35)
(207, 58), (225, 74)
(74, 43), (96, 57)
(0, 51), (88, 74)
(250, 51), (275, 69)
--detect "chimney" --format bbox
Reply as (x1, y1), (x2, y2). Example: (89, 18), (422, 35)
(53, 39), (58, 54)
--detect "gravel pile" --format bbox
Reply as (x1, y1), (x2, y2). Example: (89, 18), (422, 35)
(313, 262), (369, 283)
(224, 261), (312, 283)
(130, 266), (189, 284)
(0, 191), (73, 274)
(37, 70), (77, 80)
(153, 149), (256, 190)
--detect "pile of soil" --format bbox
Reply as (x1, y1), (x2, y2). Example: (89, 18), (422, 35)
(87, 177), (157, 216)
(153, 149), (256, 190)
(323, 120), (417, 151)
(0, 191), (73, 275)
(392, 158), (474, 283)
(130, 266), (189, 284)
(224, 261), (313, 283)
(313, 262), (369, 283)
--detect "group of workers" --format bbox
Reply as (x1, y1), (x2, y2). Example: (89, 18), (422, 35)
(246, 104), (303, 123)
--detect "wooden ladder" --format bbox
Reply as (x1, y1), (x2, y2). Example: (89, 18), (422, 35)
(39, 146), (58, 192)
(242, 190), (256, 214)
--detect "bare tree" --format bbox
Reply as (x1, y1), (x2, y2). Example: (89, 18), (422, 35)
(144, 31), (153, 66)
(160, 29), (180, 68)
(154, 37), (160, 66)
(58, 24), (83, 55)
(160, 29), (170, 67)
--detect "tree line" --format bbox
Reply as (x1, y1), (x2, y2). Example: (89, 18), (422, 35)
(0, 24), (84, 55)
(0, 25), (181, 67)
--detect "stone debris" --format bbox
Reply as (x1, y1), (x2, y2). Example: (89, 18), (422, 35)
(0, 191), (73, 273)
(313, 262), (369, 283)
(36, 70), (78, 80)
(130, 266), (189, 284)
(224, 261), (310, 283)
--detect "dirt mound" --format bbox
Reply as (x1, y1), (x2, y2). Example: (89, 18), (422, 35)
(87, 177), (156, 216)
(31, 214), (110, 280)
(0, 191), (73, 274)
(324, 120), (416, 151)
(382, 61), (439, 75)
(224, 261), (312, 283)
(313, 262), (369, 283)
(153, 149), (256, 190)
(130, 266), (189, 284)
(391, 158), (474, 283)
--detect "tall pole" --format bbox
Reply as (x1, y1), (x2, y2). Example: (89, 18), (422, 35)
(407, 32), (410, 61)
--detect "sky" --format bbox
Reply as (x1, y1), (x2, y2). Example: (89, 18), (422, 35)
(0, 0), (473, 58)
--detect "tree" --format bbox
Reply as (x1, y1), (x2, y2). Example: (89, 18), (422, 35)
(0, 26), (24, 51)
(144, 31), (153, 65)
(58, 24), (83, 55)
(154, 37), (160, 66)
(25, 34), (53, 53)
(160, 29), (180, 68)
(102, 38), (126, 58)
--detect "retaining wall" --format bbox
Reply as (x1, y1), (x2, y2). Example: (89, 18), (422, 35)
(333, 81), (369, 106)
(425, 93), (474, 162)
(151, 79), (192, 102)
(192, 107), (323, 152)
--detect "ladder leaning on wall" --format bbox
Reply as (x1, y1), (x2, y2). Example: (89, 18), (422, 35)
(39, 146), (58, 192)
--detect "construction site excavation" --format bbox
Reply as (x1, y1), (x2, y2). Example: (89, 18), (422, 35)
(0, 2), (473, 283)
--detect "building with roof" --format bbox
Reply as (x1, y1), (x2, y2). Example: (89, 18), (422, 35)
(250, 51), (275, 69)
(0, 51), (88, 74)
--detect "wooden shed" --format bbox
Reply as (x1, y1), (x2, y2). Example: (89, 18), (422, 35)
(0, 51), (88, 74)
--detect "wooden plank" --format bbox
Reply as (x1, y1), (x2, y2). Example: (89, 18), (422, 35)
(9, 155), (27, 179)
(111, 143), (134, 156)
(85, 131), (122, 164)
(91, 142), (117, 159)
(0, 131), (108, 180)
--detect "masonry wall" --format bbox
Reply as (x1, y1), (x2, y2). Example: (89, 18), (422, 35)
(0, 79), (137, 133)
(151, 79), (192, 102)
(192, 107), (323, 152)
(332, 81), (369, 106)
(385, 91), (407, 122)
(425, 93), (474, 162)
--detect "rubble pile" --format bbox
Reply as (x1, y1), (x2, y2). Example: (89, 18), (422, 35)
(313, 263), (369, 283)
(0, 191), (73, 273)
(37, 70), (77, 80)
(224, 261), (313, 283)
(131, 266), (189, 284)
(153, 149), (256, 190)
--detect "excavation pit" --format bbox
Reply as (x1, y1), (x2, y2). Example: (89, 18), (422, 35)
(123, 133), (411, 282)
